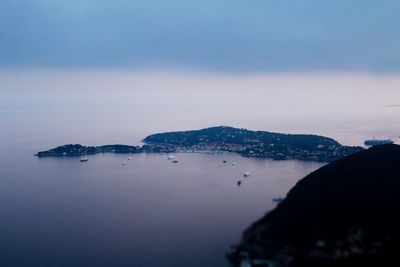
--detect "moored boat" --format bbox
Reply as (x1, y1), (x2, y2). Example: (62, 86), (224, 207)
(80, 154), (88, 162)
(364, 139), (394, 146)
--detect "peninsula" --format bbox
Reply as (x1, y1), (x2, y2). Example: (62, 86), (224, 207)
(36, 126), (363, 162)
(35, 144), (174, 157)
(143, 126), (363, 162)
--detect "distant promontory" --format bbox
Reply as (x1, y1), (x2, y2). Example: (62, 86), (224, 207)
(143, 126), (363, 162)
(36, 126), (363, 162)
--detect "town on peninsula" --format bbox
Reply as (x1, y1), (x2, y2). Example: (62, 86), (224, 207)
(36, 126), (363, 162)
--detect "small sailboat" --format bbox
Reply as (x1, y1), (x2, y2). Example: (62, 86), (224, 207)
(243, 171), (251, 177)
(80, 153), (88, 162)
(167, 154), (175, 160)
(128, 156), (132, 160)
(122, 162), (126, 166)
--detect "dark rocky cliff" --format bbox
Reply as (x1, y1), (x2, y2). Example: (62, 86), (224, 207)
(229, 144), (400, 267)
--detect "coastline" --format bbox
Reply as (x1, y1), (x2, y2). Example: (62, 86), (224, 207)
(35, 126), (364, 163)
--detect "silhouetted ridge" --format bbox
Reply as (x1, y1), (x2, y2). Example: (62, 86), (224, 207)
(229, 144), (400, 267)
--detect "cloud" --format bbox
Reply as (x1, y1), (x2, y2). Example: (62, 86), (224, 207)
(1, 0), (400, 72)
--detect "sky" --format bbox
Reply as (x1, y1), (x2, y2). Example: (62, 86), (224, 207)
(1, 70), (400, 146)
(1, 0), (400, 72)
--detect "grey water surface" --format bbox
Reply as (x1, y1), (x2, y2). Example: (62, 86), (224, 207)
(1, 71), (399, 266)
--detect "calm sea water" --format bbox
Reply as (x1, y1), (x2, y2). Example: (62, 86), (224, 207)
(0, 71), (399, 266)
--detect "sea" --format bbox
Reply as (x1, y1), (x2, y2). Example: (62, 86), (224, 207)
(0, 70), (399, 266)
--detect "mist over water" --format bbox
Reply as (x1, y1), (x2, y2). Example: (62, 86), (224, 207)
(0, 70), (399, 266)
(1, 70), (399, 148)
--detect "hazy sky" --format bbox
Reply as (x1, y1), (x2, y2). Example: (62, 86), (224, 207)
(1, 0), (400, 72)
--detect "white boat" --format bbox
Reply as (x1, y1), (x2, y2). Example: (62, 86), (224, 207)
(80, 154), (88, 162)
(167, 154), (175, 160)
(128, 156), (132, 160)
(273, 197), (284, 203)
(243, 171), (251, 177)
(364, 138), (394, 146)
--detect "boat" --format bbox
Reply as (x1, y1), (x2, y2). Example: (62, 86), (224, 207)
(122, 162), (126, 166)
(364, 138), (394, 146)
(237, 180), (242, 186)
(223, 160), (227, 163)
(243, 171), (250, 177)
(80, 154), (88, 162)
(128, 156), (132, 160)
(172, 160), (179, 163)
(167, 154), (175, 160)
(273, 197), (284, 203)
